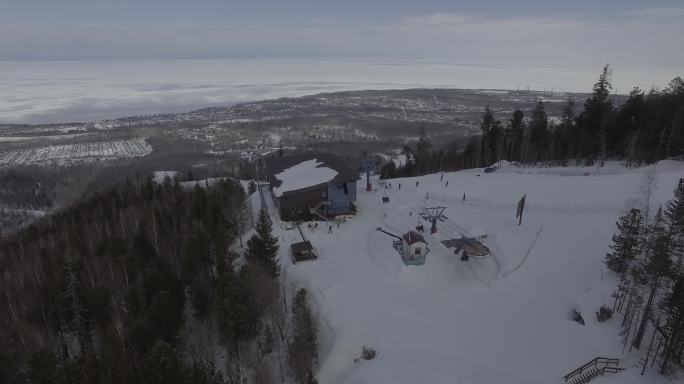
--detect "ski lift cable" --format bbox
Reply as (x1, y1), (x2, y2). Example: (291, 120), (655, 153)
(391, 182), (471, 237)
(386, 186), (465, 236)
(386, 184), (488, 284)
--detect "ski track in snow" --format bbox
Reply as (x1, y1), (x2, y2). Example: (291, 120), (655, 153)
(503, 222), (544, 278)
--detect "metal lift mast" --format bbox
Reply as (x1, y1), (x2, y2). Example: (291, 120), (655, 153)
(420, 206), (447, 234)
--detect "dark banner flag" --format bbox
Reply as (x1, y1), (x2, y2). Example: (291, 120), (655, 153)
(516, 194), (526, 225)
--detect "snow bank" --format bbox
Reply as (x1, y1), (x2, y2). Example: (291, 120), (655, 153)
(272, 159), (338, 197)
(153, 171), (178, 183)
(490, 159), (513, 168)
(180, 177), (229, 189)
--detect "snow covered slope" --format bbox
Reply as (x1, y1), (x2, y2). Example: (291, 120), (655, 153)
(264, 161), (684, 384)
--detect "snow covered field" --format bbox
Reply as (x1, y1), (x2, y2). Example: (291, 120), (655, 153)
(260, 161), (684, 383)
(0, 137), (152, 166)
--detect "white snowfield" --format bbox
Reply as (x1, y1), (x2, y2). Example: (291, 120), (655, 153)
(262, 160), (684, 384)
(272, 159), (338, 197)
(153, 171), (178, 183)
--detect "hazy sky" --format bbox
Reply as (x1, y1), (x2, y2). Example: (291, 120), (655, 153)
(1, 1), (683, 71)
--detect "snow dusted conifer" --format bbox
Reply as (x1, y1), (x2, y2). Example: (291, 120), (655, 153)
(246, 208), (280, 279)
(658, 179), (684, 371)
(633, 208), (674, 348)
(60, 260), (90, 357)
(665, 178), (684, 264)
(289, 289), (318, 384)
(605, 208), (643, 274)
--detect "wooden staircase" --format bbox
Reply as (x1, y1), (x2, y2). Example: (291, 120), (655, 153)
(563, 357), (625, 384)
(309, 200), (331, 221)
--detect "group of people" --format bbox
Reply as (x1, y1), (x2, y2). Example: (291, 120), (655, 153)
(307, 221), (337, 234)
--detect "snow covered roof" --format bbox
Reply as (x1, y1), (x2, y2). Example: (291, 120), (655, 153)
(402, 230), (426, 245)
(265, 153), (358, 197)
(271, 159), (338, 197)
(291, 241), (313, 254)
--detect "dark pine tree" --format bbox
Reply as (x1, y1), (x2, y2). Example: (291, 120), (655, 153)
(289, 289), (318, 384)
(633, 208), (674, 349)
(246, 208), (280, 279)
(605, 208), (643, 274)
(577, 64), (613, 163)
(416, 126), (433, 175)
(528, 101), (549, 163)
(479, 106), (495, 166)
(507, 109), (524, 162)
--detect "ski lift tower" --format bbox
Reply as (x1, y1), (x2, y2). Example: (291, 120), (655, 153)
(360, 158), (376, 192)
(420, 206), (446, 234)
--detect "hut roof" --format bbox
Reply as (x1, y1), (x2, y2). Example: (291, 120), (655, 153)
(291, 241), (313, 254)
(402, 231), (426, 245)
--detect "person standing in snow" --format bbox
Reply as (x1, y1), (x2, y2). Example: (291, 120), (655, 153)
(415, 181), (419, 188)
(462, 193), (466, 201)
(328, 225), (333, 234)
(440, 173), (444, 181)
(446, 181), (449, 188)
(398, 183), (401, 190)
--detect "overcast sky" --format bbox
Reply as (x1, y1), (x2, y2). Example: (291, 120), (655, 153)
(1, 0), (683, 71)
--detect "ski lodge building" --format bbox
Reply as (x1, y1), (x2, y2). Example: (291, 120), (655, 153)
(264, 153), (358, 221)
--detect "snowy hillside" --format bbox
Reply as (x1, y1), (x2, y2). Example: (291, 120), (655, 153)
(259, 161), (684, 383)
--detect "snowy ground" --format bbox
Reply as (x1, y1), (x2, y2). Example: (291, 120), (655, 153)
(260, 160), (684, 384)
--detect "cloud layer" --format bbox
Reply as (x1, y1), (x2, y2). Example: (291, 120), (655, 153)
(0, 58), (678, 124)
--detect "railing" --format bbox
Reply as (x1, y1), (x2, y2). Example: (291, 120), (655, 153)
(309, 200), (331, 221)
(563, 357), (625, 384)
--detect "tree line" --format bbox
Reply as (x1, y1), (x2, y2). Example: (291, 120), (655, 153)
(0, 175), (319, 384)
(604, 179), (684, 374)
(381, 66), (684, 178)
